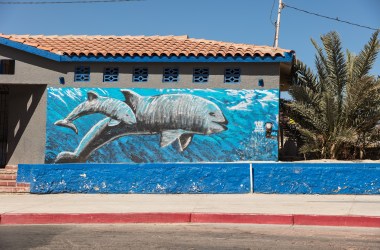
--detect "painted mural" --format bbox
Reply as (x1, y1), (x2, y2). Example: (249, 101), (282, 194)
(45, 88), (279, 163)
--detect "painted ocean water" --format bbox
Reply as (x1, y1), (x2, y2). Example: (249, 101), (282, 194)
(45, 87), (279, 163)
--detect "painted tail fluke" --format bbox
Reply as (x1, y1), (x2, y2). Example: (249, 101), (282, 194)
(55, 151), (83, 163)
(54, 119), (78, 134)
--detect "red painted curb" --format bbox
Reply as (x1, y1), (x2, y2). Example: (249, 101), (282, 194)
(0, 213), (191, 224)
(191, 213), (293, 225)
(1, 213), (379, 227)
(294, 215), (380, 228)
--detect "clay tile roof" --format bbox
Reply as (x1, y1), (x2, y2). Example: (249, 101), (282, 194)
(0, 34), (294, 58)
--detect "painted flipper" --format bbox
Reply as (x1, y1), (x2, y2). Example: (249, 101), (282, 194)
(55, 151), (82, 163)
(160, 130), (194, 151)
(54, 119), (78, 134)
(160, 130), (184, 148)
(178, 134), (193, 151)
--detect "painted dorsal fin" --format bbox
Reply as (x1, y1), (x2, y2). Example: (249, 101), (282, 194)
(87, 91), (99, 101)
(160, 130), (184, 148)
(120, 89), (142, 113)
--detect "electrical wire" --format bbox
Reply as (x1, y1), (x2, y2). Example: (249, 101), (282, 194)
(283, 3), (378, 31)
(0, 0), (140, 4)
(269, 0), (276, 26)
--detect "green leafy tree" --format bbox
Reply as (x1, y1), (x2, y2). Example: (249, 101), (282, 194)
(287, 30), (380, 159)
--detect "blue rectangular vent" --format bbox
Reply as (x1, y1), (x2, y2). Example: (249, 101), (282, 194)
(103, 67), (119, 82)
(258, 78), (264, 87)
(193, 68), (209, 83)
(224, 68), (241, 83)
(133, 67), (148, 82)
(163, 68), (179, 83)
(74, 66), (90, 82)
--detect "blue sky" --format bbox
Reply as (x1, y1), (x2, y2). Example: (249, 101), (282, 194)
(1, 0), (379, 76)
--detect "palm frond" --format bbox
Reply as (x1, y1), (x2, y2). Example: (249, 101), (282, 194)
(321, 31), (347, 108)
(353, 30), (380, 80)
(311, 38), (328, 90)
(291, 59), (319, 92)
(287, 101), (327, 134)
(286, 30), (380, 160)
(298, 128), (322, 155)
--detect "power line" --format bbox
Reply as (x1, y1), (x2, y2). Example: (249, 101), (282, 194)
(269, 0), (276, 26)
(0, 0), (140, 4)
(283, 3), (378, 31)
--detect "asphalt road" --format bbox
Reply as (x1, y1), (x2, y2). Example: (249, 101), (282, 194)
(0, 224), (379, 250)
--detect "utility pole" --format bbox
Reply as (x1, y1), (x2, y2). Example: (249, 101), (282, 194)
(274, 0), (284, 48)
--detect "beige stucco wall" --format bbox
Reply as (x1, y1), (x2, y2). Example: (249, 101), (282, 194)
(0, 45), (280, 90)
(6, 84), (47, 165)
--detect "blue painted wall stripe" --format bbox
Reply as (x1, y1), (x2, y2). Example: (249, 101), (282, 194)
(0, 37), (294, 63)
(17, 163), (380, 194)
(254, 163), (380, 194)
(18, 163), (251, 194)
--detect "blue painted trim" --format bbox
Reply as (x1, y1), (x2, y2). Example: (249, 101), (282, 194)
(0, 37), (62, 61)
(61, 54), (294, 63)
(0, 37), (294, 63)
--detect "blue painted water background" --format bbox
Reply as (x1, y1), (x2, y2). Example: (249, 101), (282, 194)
(45, 88), (279, 163)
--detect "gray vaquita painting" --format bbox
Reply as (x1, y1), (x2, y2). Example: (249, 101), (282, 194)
(46, 87), (279, 163)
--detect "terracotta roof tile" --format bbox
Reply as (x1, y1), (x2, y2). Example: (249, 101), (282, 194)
(0, 34), (294, 58)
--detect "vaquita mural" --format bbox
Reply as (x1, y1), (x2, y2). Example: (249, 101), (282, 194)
(46, 88), (279, 163)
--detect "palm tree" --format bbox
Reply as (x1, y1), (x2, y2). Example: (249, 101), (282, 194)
(286, 30), (380, 159)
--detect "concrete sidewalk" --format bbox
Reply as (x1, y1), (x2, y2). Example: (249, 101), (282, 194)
(1, 194), (380, 227)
